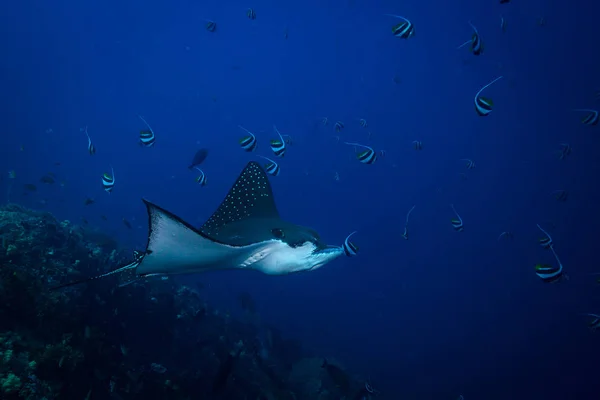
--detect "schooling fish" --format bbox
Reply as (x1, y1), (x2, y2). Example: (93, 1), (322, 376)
(358, 119), (368, 128)
(474, 76), (503, 116)
(461, 159), (475, 169)
(188, 149), (209, 169)
(582, 314), (600, 332)
(344, 142), (377, 164)
(335, 121), (344, 132)
(401, 205), (416, 240)
(138, 115), (156, 147)
(450, 204), (464, 232)
(82, 126), (96, 155)
(52, 162), (355, 289)
(537, 223), (553, 249)
(256, 155), (281, 177)
(457, 21), (483, 55)
(385, 14), (415, 39)
(573, 109), (599, 125)
(194, 167), (207, 186)
(271, 125), (287, 157)
(205, 20), (217, 32)
(535, 244), (566, 283)
(246, 8), (256, 20)
(102, 166), (115, 193)
(238, 125), (258, 152)
(552, 189), (568, 202)
(342, 231), (359, 257)
(497, 231), (514, 241)
(558, 143), (572, 160)
(412, 140), (423, 150)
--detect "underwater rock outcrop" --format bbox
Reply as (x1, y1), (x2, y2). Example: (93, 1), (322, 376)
(0, 204), (368, 399)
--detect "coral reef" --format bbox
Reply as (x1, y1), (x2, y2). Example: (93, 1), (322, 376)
(0, 204), (367, 399)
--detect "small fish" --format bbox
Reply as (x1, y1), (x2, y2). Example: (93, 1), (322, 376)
(582, 313), (600, 332)
(270, 125), (287, 157)
(474, 76), (503, 116)
(40, 174), (55, 184)
(343, 231), (359, 257)
(401, 205), (416, 240)
(534, 247), (565, 283)
(412, 140), (423, 150)
(246, 8), (256, 20)
(334, 121), (344, 132)
(205, 20), (217, 32)
(344, 142), (377, 164)
(536, 223), (553, 249)
(457, 22), (483, 55)
(82, 126), (96, 155)
(497, 231), (514, 241)
(573, 109), (599, 125)
(194, 167), (207, 185)
(358, 119), (368, 128)
(558, 143), (572, 160)
(333, 171), (340, 181)
(188, 149), (209, 169)
(379, 149), (386, 158)
(102, 166), (115, 193)
(385, 14), (415, 39)
(537, 16), (546, 27)
(321, 117), (329, 126)
(256, 155), (281, 176)
(238, 125), (258, 152)
(84, 197), (95, 206)
(500, 16), (506, 32)
(122, 218), (132, 229)
(552, 189), (568, 202)
(138, 115), (156, 147)
(450, 204), (464, 232)
(461, 159), (475, 169)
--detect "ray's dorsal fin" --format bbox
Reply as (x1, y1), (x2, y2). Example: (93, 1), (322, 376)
(200, 162), (279, 237)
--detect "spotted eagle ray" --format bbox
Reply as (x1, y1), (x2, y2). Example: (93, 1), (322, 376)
(54, 161), (357, 289)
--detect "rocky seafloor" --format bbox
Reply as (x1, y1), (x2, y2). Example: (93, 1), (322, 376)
(0, 204), (374, 400)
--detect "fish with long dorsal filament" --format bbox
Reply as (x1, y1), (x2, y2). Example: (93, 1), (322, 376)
(52, 162), (356, 289)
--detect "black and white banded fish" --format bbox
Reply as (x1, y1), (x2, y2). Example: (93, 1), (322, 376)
(102, 166), (115, 193)
(536, 224), (553, 249)
(138, 115), (156, 147)
(238, 125), (258, 152)
(344, 142), (377, 164)
(335, 121), (344, 132)
(256, 155), (281, 176)
(358, 119), (368, 128)
(205, 20), (217, 32)
(401, 205), (416, 240)
(558, 143), (572, 160)
(474, 76), (503, 116)
(412, 140), (423, 150)
(271, 126), (287, 157)
(246, 8), (256, 20)
(321, 117), (329, 126)
(194, 167), (207, 186)
(573, 108), (599, 125)
(461, 159), (475, 169)
(552, 189), (568, 202)
(82, 126), (96, 155)
(450, 204), (464, 232)
(500, 16), (506, 32)
(457, 21), (483, 55)
(385, 14), (415, 39)
(582, 313), (600, 332)
(497, 231), (514, 241)
(343, 231), (359, 257)
(535, 246), (565, 283)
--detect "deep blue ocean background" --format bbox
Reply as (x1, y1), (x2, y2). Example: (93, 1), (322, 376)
(2, 0), (599, 398)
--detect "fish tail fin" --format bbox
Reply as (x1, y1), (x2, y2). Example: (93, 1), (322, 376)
(51, 258), (141, 290)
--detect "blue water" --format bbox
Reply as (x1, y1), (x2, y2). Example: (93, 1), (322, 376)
(2, 0), (599, 398)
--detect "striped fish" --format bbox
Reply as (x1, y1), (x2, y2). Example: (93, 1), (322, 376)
(82, 126), (96, 155)
(552, 189), (568, 202)
(385, 14), (415, 39)
(138, 115), (156, 147)
(343, 231), (359, 257)
(246, 8), (256, 20)
(358, 118), (368, 128)
(238, 125), (258, 152)
(461, 159), (475, 169)
(257, 155), (281, 176)
(497, 231), (514, 241)
(582, 313), (600, 332)
(194, 167), (207, 186)
(536, 224), (553, 249)
(535, 246), (565, 283)
(459, 21), (483, 55)
(558, 143), (572, 160)
(474, 76), (503, 116)
(573, 109), (599, 125)
(344, 142), (377, 164)
(270, 126), (287, 157)
(205, 20), (217, 32)
(102, 166), (115, 193)
(335, 121), (344, 132)
(412, 140), (423, 150)
(450, 204), (464, 232)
